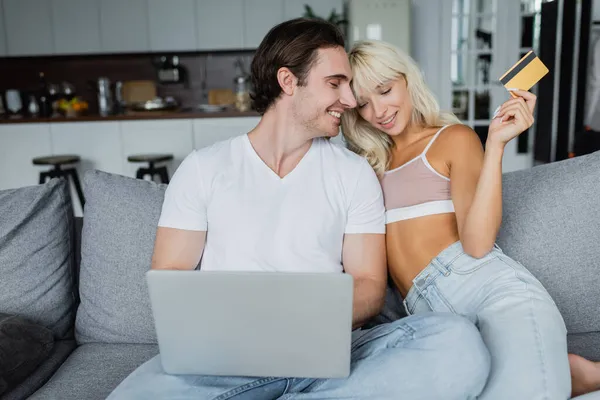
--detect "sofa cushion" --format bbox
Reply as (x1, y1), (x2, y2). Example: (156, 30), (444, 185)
(29, 343), (158, 400)
(75, 170), (166, 344)
(1, 340), (76, 400)
(498, 150), (600, 336)
(0, 314), (54, 396)
(0, 178), (76, 339)
(568, 332), (600, 362)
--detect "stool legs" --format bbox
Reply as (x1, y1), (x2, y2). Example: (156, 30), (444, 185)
(134, 165), (170, 184)
(38, 166), (85, 209)
(64, 168), (85, 208)
(136, 168), (147, 180)
(157, 166), (170, 184)
(39, 171), (51, 184)
(39, 165), (62, 184)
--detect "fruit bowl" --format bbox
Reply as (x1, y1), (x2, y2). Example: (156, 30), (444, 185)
(57, 97), (89, 117)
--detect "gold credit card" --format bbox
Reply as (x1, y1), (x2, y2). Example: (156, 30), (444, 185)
(499, 51), (549, 96)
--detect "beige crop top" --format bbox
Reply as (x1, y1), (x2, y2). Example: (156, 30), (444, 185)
(380, 125), (454, 224)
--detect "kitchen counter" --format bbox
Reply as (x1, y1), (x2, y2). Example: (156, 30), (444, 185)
(0, 109), (260, 124)
(0, 113), (269, 218)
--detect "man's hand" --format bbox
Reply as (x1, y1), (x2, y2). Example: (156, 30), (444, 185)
(151, 227), (206, 270)
(342, 233), (387, 329)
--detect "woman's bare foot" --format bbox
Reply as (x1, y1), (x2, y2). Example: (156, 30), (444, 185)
(569, 353), (600, 397)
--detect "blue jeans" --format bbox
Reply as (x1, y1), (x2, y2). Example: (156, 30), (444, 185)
(107, 314), (490, 399)
(403, 241), (571, 400)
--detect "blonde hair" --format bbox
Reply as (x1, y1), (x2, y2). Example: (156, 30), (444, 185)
(341, 40), (461, 176)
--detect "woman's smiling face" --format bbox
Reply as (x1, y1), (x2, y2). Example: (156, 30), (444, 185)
(356, 76), (414, 137)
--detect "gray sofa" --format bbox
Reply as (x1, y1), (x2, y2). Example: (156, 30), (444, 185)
(1, 150), (599, 400)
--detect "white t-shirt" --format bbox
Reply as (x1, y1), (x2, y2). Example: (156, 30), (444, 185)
(157, 134), (385, 273)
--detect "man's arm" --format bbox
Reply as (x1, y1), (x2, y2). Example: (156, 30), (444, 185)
(150, 227), (206, 270)
(150, 151), (208, 271)
(342, 233), (387, 330)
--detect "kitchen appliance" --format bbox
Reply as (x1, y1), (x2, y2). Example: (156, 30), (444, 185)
(155, 55), (187, 85)
(114, 81), (124, 114)
(97, 77), (113, 117)
(5, 89), (22, 116)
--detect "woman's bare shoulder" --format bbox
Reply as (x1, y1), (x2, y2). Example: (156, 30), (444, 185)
(436, 124), (484, 152)
(428, 124), (484, 167)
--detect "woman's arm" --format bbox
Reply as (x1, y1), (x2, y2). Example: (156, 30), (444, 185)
(450, 90), (536, 258)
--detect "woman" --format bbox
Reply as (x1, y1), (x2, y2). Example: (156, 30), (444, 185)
(341, 39), (571, 399)
(570, 355), (600, 397)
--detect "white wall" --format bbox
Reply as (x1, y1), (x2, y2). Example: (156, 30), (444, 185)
(410, 0), (452, 111)
(345, 0), (450, 109)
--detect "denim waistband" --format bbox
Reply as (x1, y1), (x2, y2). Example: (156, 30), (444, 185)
(403, 241), (503, 312)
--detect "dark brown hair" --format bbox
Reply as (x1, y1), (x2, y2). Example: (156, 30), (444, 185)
(250, 18), (345, 114)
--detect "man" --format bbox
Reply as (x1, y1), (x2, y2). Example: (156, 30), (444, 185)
(108, 18), (490, 399)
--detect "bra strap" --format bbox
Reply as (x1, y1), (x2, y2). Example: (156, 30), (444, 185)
(422, 125), (452, 155)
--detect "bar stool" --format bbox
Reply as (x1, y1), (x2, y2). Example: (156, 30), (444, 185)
(127, 153), (173, 184)
(33, 154), (85, 208)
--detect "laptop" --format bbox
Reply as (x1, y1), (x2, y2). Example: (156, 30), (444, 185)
(146, 270), (354, 378)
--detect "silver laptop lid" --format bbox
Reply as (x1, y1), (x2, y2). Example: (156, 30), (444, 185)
(146, 270), (353, 378)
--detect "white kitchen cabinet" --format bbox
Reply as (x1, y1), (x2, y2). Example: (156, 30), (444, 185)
(0, 118), (266, 194)
(0, 123), (52, 190)
(148, 0), (197, 51)
(100, 0), (149, 53)
(192, 117), (260, 150)
(52, 0), (102, 55)
(50, 121), (123, 216)
(3, 0), (54, 56)
(283, 0), (344, 21)
(0, 2), (6, 56)
(120, 120), (195, 181)
(196, 0), (244, 50)
(50, 122), (124, 176)
(243, 0), (285, 49)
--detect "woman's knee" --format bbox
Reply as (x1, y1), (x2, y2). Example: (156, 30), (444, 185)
(409, 314), (491, 397)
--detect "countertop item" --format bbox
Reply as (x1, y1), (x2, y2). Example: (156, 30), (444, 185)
(121, 81), (157, 104)
(195, 104), (228, 113)
(128, 97), (179, 112)
(208, 89), (235, 106)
